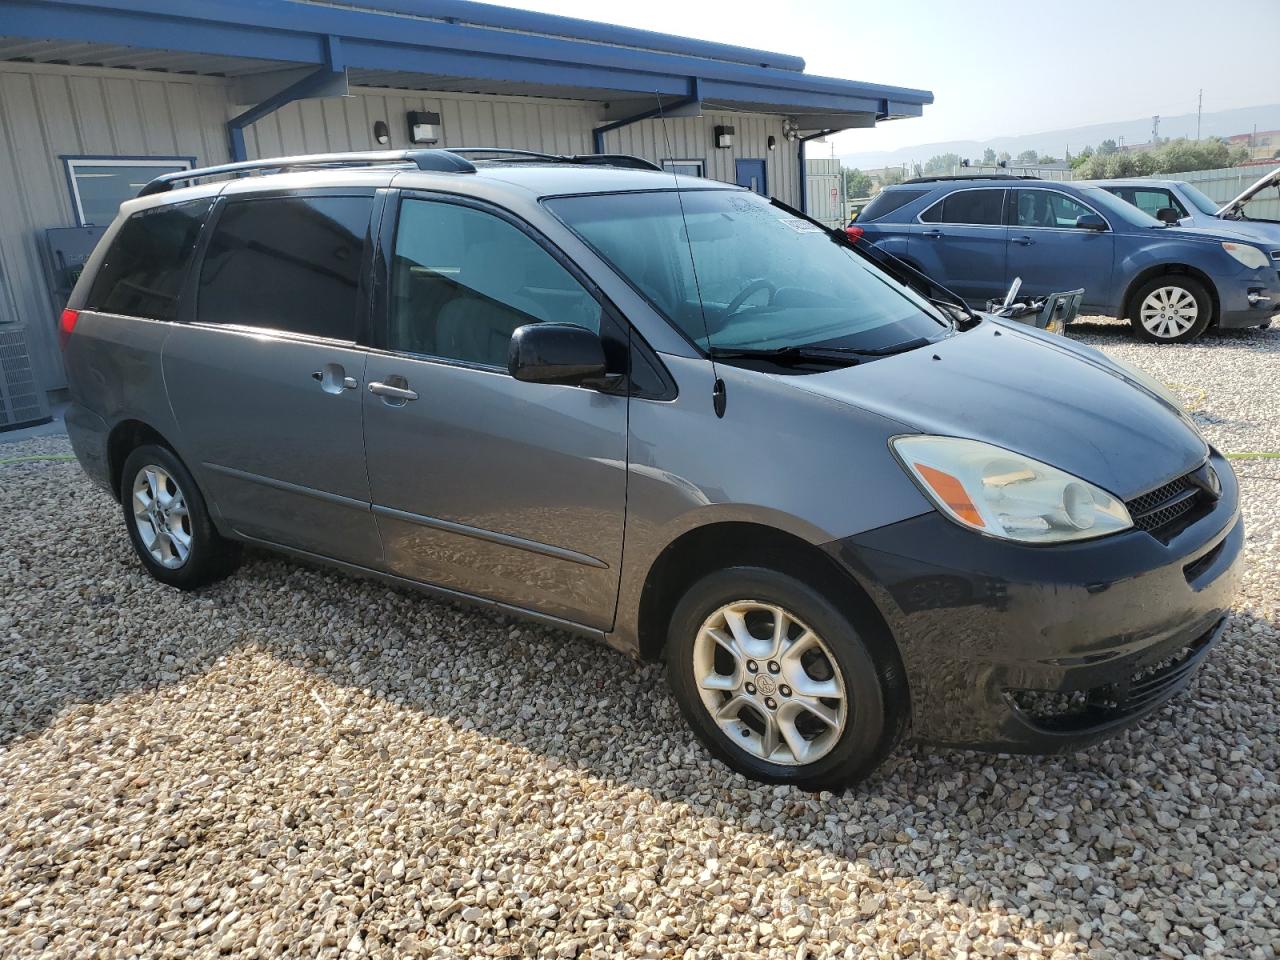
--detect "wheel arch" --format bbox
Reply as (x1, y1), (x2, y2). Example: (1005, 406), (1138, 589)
(106, 419), (179, 501)
(635, 521), (903, 677)
(1120, 263), (1220, 325)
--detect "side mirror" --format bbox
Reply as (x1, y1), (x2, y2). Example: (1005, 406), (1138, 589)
(1075, 213), (1107, 231)
(1155, 207), (1182, 225)
(508, 323), (608, 386)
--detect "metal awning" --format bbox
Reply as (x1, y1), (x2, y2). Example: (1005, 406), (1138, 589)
(0, 0), (933, 124)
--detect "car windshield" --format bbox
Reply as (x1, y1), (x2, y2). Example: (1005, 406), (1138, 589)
(1177, 182), (1220, 216)
(546, 189), (948, 354)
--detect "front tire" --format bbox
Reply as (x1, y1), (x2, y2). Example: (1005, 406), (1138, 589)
(665, 566), (906, 791)
(120, 444), (241, 589)
(1129, 275), (1211, 343)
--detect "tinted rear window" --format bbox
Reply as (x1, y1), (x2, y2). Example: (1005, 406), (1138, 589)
(196, 196), (371, 340)
(857, 189), (929, 222)
(920, 189), (1005, 225)
(86, 200), (213, 322)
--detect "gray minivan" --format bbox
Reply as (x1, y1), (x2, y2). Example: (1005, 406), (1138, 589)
(62, 149), (1243, 789)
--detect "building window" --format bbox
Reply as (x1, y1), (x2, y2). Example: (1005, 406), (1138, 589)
(661, 159), (705, 178)
(62, 156), (195, 226)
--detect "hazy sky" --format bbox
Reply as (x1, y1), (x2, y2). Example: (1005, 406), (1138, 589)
(492, 0), (1280, 152)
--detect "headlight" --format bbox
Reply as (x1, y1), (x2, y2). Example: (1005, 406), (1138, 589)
(1105, 356), (1183, 409)
(1221, 241), (1270, 271)
(892, 436), (1132, 544)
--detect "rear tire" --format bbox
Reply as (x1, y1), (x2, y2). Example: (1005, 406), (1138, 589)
(665, 566), (906, 791)
(1129, 275), (1212, 343)
(120, 444), (241, 589)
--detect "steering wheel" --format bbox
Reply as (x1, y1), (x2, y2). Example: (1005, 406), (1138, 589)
(723, 278), (778, 319)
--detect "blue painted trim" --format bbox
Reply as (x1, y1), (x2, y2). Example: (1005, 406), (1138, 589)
(9, 0), (932, 116)
(796, 130), (834, 215)
(226, 35), (346, 161)
(592, 84), (699, 154)
(318, 0), (807, 72)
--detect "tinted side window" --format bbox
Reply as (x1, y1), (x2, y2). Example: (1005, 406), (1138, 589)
(390, 199), (601, 368)
(86, 200), (213, 322)
(931, 189), (1004, 225)
(858, 189), (929, 222)
(197, 196), (371, 340)
(1131, 188), (1186, 218)
(1015, 191), (1095, 228)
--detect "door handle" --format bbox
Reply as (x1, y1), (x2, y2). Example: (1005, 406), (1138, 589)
(312, 364), (357, 395)
(1014, 235), (1036, 246)
(369, 380), (419, 403)
(922, 229), (944, 238)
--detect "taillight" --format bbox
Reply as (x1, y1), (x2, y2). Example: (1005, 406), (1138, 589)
(844, 225), (864, 243)
(59, 308), (79, 350)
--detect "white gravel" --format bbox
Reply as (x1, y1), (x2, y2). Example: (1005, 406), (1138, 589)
(2, 320), (1278, 960)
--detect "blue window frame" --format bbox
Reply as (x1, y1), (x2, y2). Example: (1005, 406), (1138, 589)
(62, 155), (196, 226)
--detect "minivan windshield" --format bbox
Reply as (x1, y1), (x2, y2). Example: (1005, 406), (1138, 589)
(546, 189), (948, 354)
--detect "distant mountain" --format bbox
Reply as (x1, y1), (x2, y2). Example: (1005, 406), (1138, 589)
(841, 103), (1280, 171)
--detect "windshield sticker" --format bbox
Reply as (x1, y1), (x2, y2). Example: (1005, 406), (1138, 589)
(779, 218), (824, 234)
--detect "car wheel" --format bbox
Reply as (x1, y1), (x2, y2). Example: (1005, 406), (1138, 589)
(1129, 276), (1211, 343)
(665, 566), (906, 791)
(120, 444), (241, 589)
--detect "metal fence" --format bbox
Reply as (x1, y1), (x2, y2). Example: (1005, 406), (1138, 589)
(1140, 165), (1280, 219)
(1080, 165), (1280, 220)
(804, 158), (846, 228)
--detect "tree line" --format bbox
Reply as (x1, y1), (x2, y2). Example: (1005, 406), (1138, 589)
(843, 137), (1253, 196)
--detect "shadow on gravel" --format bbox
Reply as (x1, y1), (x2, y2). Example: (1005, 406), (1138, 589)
(1069, 317), (1278, 350)
(4, 449), (1278, 959)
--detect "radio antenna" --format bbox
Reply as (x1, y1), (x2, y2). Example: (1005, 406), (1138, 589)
(656, 93), (725, 417)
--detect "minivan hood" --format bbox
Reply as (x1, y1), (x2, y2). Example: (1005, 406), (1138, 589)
(789, 321), (1208, 500)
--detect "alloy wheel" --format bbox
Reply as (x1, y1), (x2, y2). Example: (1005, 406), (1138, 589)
(1139, 285), (1199, 339)
(691, 600), (847, 766)
(131, 464), (193, 569)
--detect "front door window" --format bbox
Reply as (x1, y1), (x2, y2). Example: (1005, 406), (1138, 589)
(389, 198), (601, 367)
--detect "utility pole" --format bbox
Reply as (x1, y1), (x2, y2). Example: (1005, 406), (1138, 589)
(1196, 89), (1203, 141)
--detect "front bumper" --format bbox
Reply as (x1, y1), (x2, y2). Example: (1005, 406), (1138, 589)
(824, 449), (1243, 752)
(1217, 267), (1280, 329)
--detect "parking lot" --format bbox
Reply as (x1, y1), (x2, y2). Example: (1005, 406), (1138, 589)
(1, 321), (1277, 960)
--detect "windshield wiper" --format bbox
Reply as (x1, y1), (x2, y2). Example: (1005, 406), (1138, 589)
(709, 345), (865, 366)
(710, 338), (930, 366)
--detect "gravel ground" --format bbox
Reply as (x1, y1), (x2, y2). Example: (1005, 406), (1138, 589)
(2, 320), (1278, 960)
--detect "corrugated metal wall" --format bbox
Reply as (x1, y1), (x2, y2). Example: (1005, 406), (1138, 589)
(240, 86), (599, 157)
(1151, 166), (1280, 220)
(0, 62), (232, 391)
(599, 110), (795, 205)
(1, 61), (799, 395)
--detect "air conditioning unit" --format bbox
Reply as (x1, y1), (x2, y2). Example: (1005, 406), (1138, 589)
(0, 325), (51, 432)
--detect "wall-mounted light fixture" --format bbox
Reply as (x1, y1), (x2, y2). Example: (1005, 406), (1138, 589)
(714, 125), (735, 149)
(767, 135), (777, 151)
(407, 111), (441, 145)
(372, 120), (391, 145)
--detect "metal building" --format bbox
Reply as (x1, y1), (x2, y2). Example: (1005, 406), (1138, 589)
(0, 0), (932, 406)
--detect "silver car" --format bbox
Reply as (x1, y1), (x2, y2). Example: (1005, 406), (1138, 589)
(62, 149), (1243, 789)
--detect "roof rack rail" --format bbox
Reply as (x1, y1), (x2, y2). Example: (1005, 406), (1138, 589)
(903, 173), (1042, 184)
(448, 147), (662, 171)
(136, 149), (477, 197)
